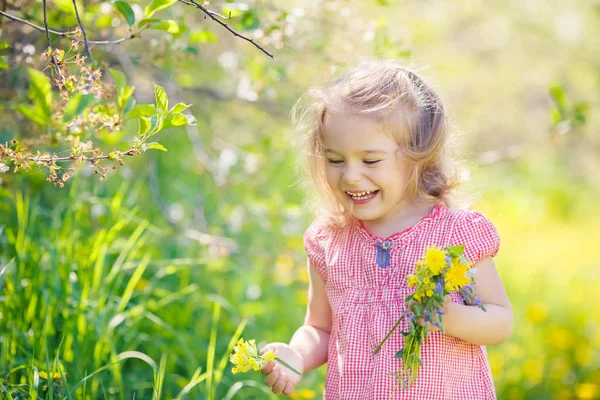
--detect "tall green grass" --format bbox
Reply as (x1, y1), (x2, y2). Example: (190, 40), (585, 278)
(0, 180), (280, 399)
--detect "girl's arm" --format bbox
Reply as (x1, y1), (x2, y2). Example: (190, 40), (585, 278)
(444, 257), (513, 346)
(260, 260), (331, 395)
(289, 259), (332, 372)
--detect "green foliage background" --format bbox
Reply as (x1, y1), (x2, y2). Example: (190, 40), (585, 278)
(0, 0), (599, 399)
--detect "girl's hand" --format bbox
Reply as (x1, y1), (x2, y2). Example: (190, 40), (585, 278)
(260, 342), (304, 395)
(409, 295), (452, 332)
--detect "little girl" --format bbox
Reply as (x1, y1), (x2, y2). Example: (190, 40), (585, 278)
(260, 61), (513, 399)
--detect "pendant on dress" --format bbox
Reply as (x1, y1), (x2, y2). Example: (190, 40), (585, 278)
(376, 240), (393, 268)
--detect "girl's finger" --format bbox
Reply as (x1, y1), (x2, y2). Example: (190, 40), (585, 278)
(260, 359), (275, 375)
(259, 345), (274, 356)
(271, 373), (288, 394)
(282, 381), (295, 396)
(264, 365), (280, 387)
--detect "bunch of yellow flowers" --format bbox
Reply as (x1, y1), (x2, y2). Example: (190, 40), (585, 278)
(374, 244), (485, 391)
(229, 338), (275, 374)
(407, 246), (474, 302)
(230, 338), (302, 376)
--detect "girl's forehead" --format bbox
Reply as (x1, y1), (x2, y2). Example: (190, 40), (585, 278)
(322, 111), (399, 154)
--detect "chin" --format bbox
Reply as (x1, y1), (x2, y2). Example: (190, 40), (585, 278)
(350, 210), (381, 222)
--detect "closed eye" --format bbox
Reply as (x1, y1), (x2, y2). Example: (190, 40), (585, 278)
(327, 159), (344, 165)
(364, 160), (382, 165)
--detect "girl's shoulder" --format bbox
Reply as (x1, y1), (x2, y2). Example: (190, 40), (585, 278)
(304, 214), (349, 245)
(438, 205), (496, 226)
(438, 205), (501, 265)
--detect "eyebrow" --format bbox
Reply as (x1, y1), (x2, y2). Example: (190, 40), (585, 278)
(325, 149), (388, 155)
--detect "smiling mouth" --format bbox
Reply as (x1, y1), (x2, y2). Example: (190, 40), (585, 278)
(345, 190), (379, 201)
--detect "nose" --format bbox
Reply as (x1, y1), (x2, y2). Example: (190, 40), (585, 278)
(342, 164), (361, 185)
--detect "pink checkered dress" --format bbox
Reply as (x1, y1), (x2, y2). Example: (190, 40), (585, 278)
(304, 203), (500, 399)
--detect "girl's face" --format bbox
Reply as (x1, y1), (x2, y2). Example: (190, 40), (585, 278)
(322, 110), (413, 224)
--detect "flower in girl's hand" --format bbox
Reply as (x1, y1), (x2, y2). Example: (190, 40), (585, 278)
(373, 244), (486, 392)
(230, 338), (303, 376)
(230, 338), (275, 374)
(424, 246), (447, 275)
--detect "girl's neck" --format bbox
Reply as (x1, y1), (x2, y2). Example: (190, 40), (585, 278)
(360, 200), (436, 239)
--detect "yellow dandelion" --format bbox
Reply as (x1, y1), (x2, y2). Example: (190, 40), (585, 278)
(445, 263), (471, 291)
(424, 246), (447, 276)
(423, 277), (430, 284)
(426, 289), (433, 297)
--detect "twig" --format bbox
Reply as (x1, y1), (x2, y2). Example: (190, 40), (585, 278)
(177, 0), (274, 59)
(7, 148), (137, 164)
(0, 10), (134, 45)
(42, 0), (63, 77)
(178, 1), (231, 20)
(71, 0), (93, 64)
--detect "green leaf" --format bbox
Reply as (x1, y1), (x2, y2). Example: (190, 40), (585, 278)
(184, 46), (199, 55)
(146, 142), (167, 152)
(189, 30), (218, 43)
(153, 20), (181, 35)
(574, 102), (589, 125)
(118, 86), (135, 110)
(14, 105), (49, 126)
(413, 302), (424, 317)
(0, 57), (8, 69)
(112, 1), (135, 26)
(170, 103), (191, 114)
(127, 104), (158, 119)
(27, 68), (52, 118)
(150, 116), (164, 136)
(154, 84), (168, 112)
(109, 69), (127, 92)
(0, 41), (11, 56)
(138, 18), (161, 29)
(447, 245), (464, 258)
(138, 116), (151, 137)
(549, 108), (562, 124)
(169, 114), (188, 127)
(550, 85), (567, 111)
(239, 10), (260, 31)
(162, 113), (188, 130)
(123, 96), (136, 116)
(63, 94), (96, 121)
(394, 349), (404, 359)
(144, 0), (177, 18)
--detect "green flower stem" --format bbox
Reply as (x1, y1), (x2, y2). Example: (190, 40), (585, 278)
(373, 311), (408, 355)
(275, 357), (303, 376)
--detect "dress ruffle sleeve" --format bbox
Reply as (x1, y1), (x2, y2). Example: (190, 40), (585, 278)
(452, 211), (500, 266)
(303, 218), (328, 283)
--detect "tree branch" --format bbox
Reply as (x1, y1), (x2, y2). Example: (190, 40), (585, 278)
(0, 10), (135, 45)
(71, 0), (93, 64)
(42, 0), (63, 77)
(177, 0), (274, 59)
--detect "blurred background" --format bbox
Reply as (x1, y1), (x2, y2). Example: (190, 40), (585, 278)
(0, 0), (599, 398)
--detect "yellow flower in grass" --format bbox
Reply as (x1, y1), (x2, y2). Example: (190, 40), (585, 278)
(39, 371), (64, 380)
(445, 262), (471, 291)
(230, 338), (275, 374)
(424, 246), (447, 276)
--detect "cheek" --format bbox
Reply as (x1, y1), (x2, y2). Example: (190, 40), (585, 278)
(325, 167), (339, 188)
